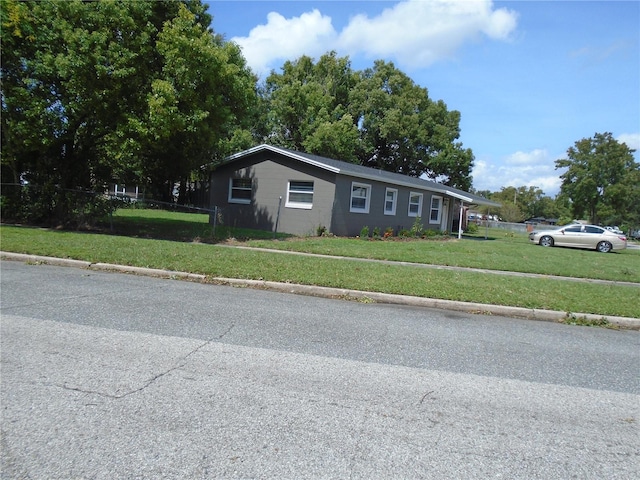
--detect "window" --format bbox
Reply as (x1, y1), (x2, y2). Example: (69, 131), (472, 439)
(384, 188), (397, 215)
(429, 195), (442, 224)
(585, 226), (603, 234)
(229, 178), (252, 204)
(408, 192), (423, 217)
(350, 182), (371, 213)
(286, 181), (314, 209)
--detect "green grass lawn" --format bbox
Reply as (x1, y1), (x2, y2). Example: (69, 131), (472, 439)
(103, 207), (285, 242)
(243, 233), (640, 283)
(1, 208), (638, 318)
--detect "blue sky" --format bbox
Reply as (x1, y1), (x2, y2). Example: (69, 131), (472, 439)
(205, 0), (639, 196)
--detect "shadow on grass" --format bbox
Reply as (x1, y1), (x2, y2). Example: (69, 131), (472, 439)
(459, 234), (499, 241)
(99, 215), (291, 243)
(102, 215), (213, 242)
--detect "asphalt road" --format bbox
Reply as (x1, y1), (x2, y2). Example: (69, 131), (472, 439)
(1, 261), (639, 479)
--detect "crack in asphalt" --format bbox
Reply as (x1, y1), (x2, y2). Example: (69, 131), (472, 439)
(217, 323), (235, 339)
(58, 339), (213, 399)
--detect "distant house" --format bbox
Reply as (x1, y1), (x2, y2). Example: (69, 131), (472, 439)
(108, 184), (141, 201)
(208, 144), (500, 237)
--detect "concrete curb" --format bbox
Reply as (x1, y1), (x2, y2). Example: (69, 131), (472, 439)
(91, 262), (208, 282)
(0, 252), (208, 282)
(3, 251), (639, 330)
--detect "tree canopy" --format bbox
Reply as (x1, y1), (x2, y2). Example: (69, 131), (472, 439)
(263, 52), (360, 162)
(262, 53), (474, 189)
(2, 3), (520, 227)
(1, 0), (256, 224)
(555, 132), (639, 226)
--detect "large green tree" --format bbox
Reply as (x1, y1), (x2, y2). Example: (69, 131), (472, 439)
(350, 60), (473, 189)
(262, 54), (474, 189)
(263, 52), (360, 162)
(1, 0), (256, 224)
(555, 132), (639, 225)
(141, 3), (257, 201)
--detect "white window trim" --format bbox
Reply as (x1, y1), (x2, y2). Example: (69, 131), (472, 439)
(350, 182), (371, 214)
(408, 192), (423, 218)
(384, 188), (397, 216)
(286, 180), (314, 210)
(228, 178), (252, 204)
(429, 195), (443, 224)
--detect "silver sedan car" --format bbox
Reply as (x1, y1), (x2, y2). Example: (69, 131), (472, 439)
(528, 224), (627, 253)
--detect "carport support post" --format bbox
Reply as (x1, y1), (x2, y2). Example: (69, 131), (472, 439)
(458, 201), (464, 239)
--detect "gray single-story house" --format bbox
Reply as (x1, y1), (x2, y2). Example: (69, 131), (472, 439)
(208, 144), (501, 237)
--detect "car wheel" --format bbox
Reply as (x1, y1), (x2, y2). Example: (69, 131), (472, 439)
(540, 235), (554, 247)
(597, 241), (612, 253)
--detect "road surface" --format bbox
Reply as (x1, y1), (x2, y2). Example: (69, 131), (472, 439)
(1, 261), (638, 479)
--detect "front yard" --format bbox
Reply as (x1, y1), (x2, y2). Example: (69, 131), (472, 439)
(1, 209), (638, 319)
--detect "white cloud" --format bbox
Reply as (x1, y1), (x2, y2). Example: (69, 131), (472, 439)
(570, 40), (633, 65)
(232, 9), (337, 76)
(617, 132), (640, 151)
(232, 0), (518, 76)
(526, 175), (562, 196)
(472, 149), (562, 196)
(481, 6), (519, 39)
(505, 149), (548, 166)
(483, 135), (640, 196)
(339, 0), (517, 68)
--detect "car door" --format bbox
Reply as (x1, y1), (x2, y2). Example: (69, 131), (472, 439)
(558, 225), (583, 247)
(584, 225), (605, 249)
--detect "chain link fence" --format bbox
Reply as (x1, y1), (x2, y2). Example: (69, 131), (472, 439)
(1, 183), (218, 230)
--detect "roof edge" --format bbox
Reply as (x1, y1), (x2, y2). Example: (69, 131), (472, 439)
(224, 144), (341, 174)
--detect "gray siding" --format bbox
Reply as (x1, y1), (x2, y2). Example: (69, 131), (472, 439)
(210, 149), (459, 237)
(331, 176), (454, 237)
(210, 152), (336, 235)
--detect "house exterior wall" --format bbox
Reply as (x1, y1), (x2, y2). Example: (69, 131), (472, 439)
(210, 149), (459, 237)
(209, 152), (336, 235)
(331, 175), (454, 237)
